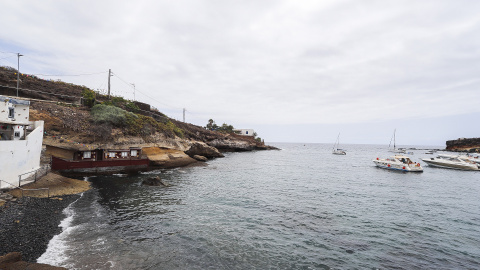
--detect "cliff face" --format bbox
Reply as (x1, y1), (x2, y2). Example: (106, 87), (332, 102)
(446, 138), (480, 152)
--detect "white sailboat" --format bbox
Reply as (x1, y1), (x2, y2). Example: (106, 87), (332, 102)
(332, 133), (346, 155)
(388, 129), (406, 154)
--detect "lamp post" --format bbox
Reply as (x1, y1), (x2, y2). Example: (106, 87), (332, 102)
(16, 53), (23, 97)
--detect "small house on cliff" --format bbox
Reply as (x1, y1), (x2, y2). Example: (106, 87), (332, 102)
(234, 129), (255, 136)
(0, 95), (44, 189)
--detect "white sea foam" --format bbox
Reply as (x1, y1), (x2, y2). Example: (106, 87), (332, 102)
(36, 194), (82, 268)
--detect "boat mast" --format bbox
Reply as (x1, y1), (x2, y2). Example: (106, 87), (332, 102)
(393, 129), (396, 150)
(389, 129), (396, 150)
(334, 133), (340, 151)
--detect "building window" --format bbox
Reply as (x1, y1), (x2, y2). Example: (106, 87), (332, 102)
(121, 152), (128, 158)
(8, 108), (14, 118)
(83, 151), (91, 159)
(131, 149), (138, 157)
(109, 152), (116, 158)
(14, 131), (20, 137)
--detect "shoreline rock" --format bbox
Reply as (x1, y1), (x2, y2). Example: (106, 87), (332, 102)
(0, 252), (67, 270)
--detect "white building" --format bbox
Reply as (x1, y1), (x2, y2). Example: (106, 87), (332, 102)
(0, 96), (44, 189)
(234, 129), (255, 136)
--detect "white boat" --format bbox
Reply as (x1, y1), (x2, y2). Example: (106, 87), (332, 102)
(421, 154), (478, 171)
(332, 133), (346, 155)
(388, 129), (406, 154)
(458, 154), (480, 166)
(373, 155), (423, 172)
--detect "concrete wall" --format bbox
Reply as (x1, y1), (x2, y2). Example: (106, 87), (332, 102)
(0, 121), (44, 189)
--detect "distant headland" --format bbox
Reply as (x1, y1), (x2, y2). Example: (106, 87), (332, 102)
(446, 137), (480, 153)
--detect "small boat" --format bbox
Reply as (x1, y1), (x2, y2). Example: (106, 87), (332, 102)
(388, 129), (406, 154)
(332, 133), (346, 155)
(373, 155), (423, 172)
(421, 154), (478, 171)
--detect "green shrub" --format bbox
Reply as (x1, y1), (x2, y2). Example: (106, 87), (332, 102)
(82, 88), (96, 108)
(125, 101), (140, 113)
(91, 104), (128, 126)
(91, 104), (185, 138)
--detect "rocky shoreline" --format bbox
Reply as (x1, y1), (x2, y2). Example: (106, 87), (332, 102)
(0, 173), (90, 268)
(0, 195), (79, 267)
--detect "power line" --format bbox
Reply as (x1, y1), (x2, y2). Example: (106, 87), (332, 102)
(31, 71), (107, 77)
(0, 56), (15, 61)
(111, 71), (183, 110)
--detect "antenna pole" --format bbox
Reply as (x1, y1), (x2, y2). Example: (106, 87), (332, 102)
(108, 69), (111, 99)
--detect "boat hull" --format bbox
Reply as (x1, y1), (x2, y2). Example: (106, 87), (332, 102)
(421, 159), (478, 171)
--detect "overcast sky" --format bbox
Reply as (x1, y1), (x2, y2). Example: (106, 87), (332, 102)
(1, 0), (479, 146)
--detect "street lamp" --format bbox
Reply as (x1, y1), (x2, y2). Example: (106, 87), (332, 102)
(16, 53), (23, 97)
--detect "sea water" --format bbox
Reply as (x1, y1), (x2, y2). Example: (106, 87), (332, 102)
(38, 143), (480, 269)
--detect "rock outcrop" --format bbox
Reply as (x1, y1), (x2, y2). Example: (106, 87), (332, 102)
(0, 252), (67, 270)
(185, 142), (224, 158)
(193, 155), (208, 162)
(446, 137), (480, 152)
(142, 176), (171, 187)
(142, 147), (198, 168)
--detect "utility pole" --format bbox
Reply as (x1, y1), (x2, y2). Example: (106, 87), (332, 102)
(131, 83), (136, 101)
(107, 69), (112, 99)
(183, 108), (186, 122)
(16, 53), (23, 97)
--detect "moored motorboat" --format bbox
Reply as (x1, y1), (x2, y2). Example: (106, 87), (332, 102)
(458, 154), (480, 166)
(373, 155), (423, 172)
(421, 154), (478, 171)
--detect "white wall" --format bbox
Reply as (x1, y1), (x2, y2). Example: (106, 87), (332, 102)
(235, 129), (255, 136)
(0, 97), (30, 124)
(0, 121), (44, 189)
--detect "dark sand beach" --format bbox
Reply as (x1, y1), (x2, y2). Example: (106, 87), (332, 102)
(0, 173), (90, 268)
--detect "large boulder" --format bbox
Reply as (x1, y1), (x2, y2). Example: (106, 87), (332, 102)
(185, 142), (224, 158)
(193, 155), (208, 162)
(142, 147), (198, 168)
(142, 176), (171, 187)
(0, 252), (67, 270)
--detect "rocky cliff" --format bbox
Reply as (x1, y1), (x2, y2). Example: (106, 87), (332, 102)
(446, 137), (480, 152)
